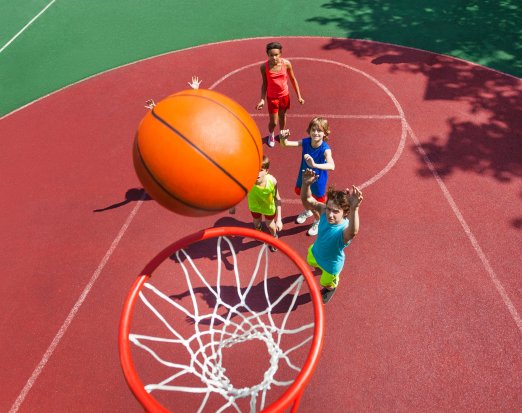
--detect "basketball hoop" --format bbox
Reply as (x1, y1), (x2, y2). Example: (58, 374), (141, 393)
(119, 227), (324, 412)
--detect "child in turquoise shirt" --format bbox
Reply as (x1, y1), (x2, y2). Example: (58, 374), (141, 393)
(300, 168), (363, 303)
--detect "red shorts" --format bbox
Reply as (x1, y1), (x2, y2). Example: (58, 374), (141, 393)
(267, 94), (290, 114)
(294, 187), (327, 203)
(251, 211), (276, 220)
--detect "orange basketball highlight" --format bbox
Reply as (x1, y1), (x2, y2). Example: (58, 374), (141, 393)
(133, 89), (263, 216)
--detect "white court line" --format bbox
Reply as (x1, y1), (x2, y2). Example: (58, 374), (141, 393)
(8, 198), (145, 413)
(406, 122), (522, 335)
(7, 40), (520, 412)
(5, 50), (406, 412)
(211, 57), (408, 190)
(249, 113), (402, 119)
(3, 34), (519, 119)
(281, 198), (301, 205)
(0, 0), (57, 55)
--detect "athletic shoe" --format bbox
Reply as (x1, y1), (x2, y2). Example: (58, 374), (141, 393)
(321, 287), (336, 304)
(307, 220), (319, 236)
(269, 235), (278, 252)
(296, 210), (313, 224)
(267, 133), (275, 148)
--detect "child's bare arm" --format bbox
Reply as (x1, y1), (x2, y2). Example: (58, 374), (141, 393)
(256, 65), (267, 110)
(279, 129), (301, 147)
(304, 148), (335, 170)
(273, 179), (283, 231)
(343, 186), (363, 244)
(286, 61), (304, 105)
(300, 169), (325, 216)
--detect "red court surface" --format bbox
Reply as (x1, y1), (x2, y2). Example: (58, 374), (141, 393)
(1, 37), (521, 412)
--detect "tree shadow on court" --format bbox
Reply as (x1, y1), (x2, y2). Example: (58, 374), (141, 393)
(309, 2), (522, 228)
(512, 191), (522, 229)
(307, 0), (522, 77)
(93, 187), (151, 212)
(169, 273), (313, 326)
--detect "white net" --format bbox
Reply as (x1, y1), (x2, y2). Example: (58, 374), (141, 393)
(128, 235), (316, 413)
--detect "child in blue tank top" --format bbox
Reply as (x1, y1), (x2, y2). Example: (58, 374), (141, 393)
(300, 168), (363, 304)
(280, 117), (335, 236)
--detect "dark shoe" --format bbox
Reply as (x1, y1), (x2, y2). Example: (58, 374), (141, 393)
(268, 235), (278, 252)
(321, 287), (336, 304)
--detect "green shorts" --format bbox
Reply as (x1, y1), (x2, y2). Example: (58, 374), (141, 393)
(307, 244), (339, 288)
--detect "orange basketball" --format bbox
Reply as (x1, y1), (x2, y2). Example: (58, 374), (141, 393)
(133, 89), (263, 216)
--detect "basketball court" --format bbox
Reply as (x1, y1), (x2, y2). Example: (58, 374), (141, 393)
(1, 35), (521, 412)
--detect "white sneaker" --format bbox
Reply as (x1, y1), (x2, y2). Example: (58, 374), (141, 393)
(296, 210), (313, 224)
(267, 133), (275, 148)
(307, 220), (319, 236)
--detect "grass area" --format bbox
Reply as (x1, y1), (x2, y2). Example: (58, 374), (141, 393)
(1, 0), (520, 116)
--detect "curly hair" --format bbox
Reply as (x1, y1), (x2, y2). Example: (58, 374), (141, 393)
(326, 186), (350, 214)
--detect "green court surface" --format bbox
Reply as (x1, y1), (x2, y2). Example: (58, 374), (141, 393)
(1, 0), (521, 117)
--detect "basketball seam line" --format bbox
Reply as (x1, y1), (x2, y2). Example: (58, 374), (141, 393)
(135, 139), (224, 212)
(151, 107), (249, 194)
(173, 93), (262, 161)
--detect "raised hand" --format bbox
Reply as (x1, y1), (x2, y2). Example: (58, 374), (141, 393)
(348, 186), (363, 209)
(279, 129), (290, 146)
(279, 129), (290, 139)
(302, 168), (319, 185)
(188, 76), (202, 89)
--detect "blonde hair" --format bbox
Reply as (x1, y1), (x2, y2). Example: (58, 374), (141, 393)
(306, 117), (330, 141)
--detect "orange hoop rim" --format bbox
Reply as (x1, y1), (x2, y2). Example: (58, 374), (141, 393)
(118, 226), (324, 412)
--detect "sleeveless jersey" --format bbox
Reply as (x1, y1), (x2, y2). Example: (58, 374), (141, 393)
(248, 174), (276, 216)
(295, 137), (331, 197)
(266, 60), (289, 98)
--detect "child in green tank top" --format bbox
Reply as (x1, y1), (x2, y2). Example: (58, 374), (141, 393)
(230, 155), (283, 252)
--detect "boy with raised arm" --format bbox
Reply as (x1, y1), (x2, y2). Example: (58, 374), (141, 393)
(300, 169), (363, 304)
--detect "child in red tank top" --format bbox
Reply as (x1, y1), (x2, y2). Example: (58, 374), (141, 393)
(256, 42), (304, 148)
